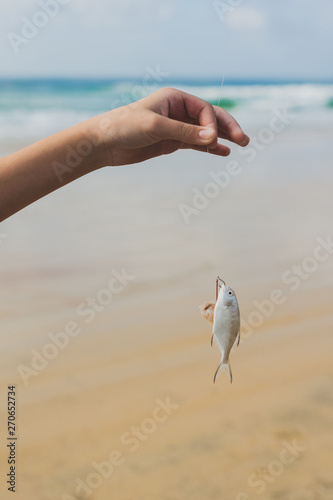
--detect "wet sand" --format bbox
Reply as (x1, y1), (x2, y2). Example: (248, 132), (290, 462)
(0, 125), (333, 499)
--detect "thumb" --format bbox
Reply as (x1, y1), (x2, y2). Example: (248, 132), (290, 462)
(157, 115), (216, 146)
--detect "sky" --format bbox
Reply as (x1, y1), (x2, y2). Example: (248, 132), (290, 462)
(0, 0), (332, 81)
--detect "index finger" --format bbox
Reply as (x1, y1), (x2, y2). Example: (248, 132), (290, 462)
(154, 89), (220, 148)
(213, 106), (250, 147)
(181, 93), (219, 148)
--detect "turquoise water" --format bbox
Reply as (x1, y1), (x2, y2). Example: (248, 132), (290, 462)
(0, 79), (333, 142)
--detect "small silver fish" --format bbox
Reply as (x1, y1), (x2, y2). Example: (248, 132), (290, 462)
(212, 277), (240, 383)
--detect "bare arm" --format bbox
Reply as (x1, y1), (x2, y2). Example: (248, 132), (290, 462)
(0, 88), (249, 222)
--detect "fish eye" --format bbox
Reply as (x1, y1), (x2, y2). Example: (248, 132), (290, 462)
(228, 291), (233, 296)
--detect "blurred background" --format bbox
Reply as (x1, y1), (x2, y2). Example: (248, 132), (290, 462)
(0, 1), (333, 499)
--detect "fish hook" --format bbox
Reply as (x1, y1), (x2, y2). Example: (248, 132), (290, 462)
(216, 276), (226, 300)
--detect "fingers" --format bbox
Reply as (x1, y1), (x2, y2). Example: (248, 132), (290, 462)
(147, 88), (249, 150)
(207, 144), (231, 157)
(181, 93), (219, 149)
(213, 106), (250, 147)
(152, 89), (219, 148)
(182, 143), (231, 157)
(155, 114), (218, 147)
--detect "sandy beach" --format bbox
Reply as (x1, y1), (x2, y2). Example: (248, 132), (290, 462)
(1, 116), (333, 499)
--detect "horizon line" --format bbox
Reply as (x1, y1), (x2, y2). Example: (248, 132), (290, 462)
(0, 76), (333, 85)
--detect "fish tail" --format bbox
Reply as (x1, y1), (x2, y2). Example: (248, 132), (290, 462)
(213, 359), (232, 384)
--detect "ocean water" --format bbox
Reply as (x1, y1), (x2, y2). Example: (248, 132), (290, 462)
(0, 79), (333, 143)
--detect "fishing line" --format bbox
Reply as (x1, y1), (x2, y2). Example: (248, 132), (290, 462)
(209, 20), (234, 283)
(217, 28), (232, 109)
(177, 14), (234, 296)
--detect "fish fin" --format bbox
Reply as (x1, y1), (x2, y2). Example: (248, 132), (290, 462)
(213, 360), (232, 384)
(204, 303), (213, 311)
(199, 303), (215, 324)
(211, 334), (214, 346)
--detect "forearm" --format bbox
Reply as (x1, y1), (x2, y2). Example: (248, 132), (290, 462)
(0, 116), (107, 222)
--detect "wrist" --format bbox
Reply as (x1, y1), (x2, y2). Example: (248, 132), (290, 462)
(85, 110), (120, 168)
(80, 116), (109, 170)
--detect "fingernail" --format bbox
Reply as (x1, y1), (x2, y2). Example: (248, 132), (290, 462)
(240, 135), (250, 146)
(199, 128), (214, 141)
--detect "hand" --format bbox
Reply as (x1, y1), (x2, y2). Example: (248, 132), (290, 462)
(0, 88), (249, 221)
(96, 87), (250, 167)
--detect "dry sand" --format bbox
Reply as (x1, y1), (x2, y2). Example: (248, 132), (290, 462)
(1, 127), (333, 499)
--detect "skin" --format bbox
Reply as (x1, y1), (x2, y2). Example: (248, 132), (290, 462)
(0, 87), (249, 222)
